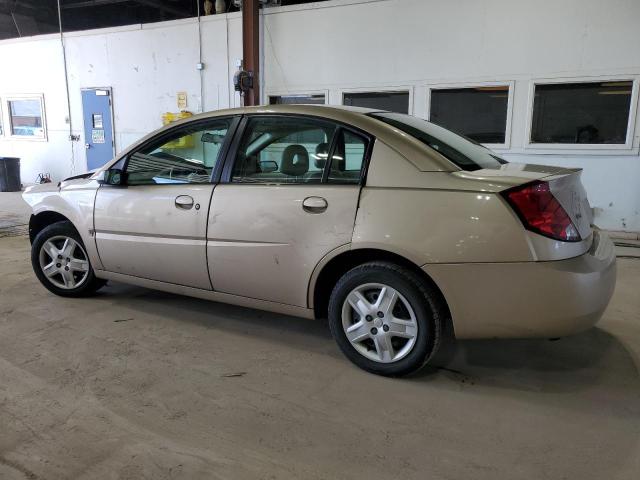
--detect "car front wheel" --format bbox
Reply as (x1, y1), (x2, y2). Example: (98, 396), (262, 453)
(328, 262), (444, 376)
(31, 221), (105, 297)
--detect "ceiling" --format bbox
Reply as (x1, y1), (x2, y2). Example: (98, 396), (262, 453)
(0, 0), (325, 40)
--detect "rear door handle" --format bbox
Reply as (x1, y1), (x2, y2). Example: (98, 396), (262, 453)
(302, 196), (328, 214)
(175, 195), (195, 210)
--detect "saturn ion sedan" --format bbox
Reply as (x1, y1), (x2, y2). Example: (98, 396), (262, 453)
(23, 105), (617, 376)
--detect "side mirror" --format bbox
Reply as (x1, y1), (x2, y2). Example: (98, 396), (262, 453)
(259, 160), (278, 173)
(96, 168), (124, 186)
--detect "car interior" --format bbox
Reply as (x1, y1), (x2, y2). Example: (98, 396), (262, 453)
(232, 123), (365, 184)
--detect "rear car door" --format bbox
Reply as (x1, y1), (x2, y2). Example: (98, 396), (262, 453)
(93, 116), (237, 289)
(207, 115), (371, 307)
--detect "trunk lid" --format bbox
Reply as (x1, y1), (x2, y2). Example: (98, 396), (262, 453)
(545, 169), (593, 240)
(459, 163), (593, 240)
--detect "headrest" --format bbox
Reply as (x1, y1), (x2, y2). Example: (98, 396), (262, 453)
(314, 142), (329, 169)
(281, 145), (309, 176)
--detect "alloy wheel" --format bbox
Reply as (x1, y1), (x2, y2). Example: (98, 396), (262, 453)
(341, 282), (418, 363)
(38, 236), (90, 290)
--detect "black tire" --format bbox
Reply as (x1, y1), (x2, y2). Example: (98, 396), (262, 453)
(31, 220), (106, 297)
(328, 261), (444, 377)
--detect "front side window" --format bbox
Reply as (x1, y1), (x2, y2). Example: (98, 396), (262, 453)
(125, 119), (232, 185)
(269, 94), (326, 105)
(430, 86), (510, 144)
(530, 81), (633, 144)
(232, 116), (337, 184)
(343, 91), (410, 114)
(7, 96), (46, 139)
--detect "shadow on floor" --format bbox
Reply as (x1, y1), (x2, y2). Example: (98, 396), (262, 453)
(96, 281), (640, 398)
(419, 328), (640, 395)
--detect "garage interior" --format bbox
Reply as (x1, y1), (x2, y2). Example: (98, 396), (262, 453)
(1, 0), (640, 479)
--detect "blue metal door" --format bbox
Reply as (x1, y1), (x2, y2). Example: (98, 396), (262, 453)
(81, 88), (114, 170)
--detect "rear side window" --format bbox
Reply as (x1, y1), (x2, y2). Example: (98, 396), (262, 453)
(230, 116), (369, 185)
(231, 116), (337, 184)
(370, 112), (506, 171)
(328, 130), (367, 184)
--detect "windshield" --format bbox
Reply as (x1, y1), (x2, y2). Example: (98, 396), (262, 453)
(369, 112), (507, 171)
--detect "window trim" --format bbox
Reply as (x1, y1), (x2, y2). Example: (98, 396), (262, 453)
(266, 90), (328, 105)
(425, 80), (514, 150)
(523, 76), (639, 153)
(220, 113), (374, 186)
(118, 115), (241, 186)
(0, 99), (4, 138)
(5, 94), (48, 141)
(339, 86), (414, 115)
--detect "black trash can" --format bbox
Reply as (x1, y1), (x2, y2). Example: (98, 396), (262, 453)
(0, 157), (21, 192)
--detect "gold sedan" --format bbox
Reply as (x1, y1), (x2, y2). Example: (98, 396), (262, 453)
(23, 105), (616, 376)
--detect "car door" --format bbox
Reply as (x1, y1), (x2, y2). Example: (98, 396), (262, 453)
(93, 116), (237, 289)
(208, 115), (371, 307)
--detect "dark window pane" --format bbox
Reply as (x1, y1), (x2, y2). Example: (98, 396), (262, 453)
(269, 94), (325, 105)
(343, 91), (409, 114)
(430, 86), (509, 144)
(370, 112), (506, 172)
(531, 81), (633, 144)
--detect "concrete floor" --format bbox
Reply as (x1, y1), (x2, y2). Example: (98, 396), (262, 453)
(0, 192), (30, 231)
(1, 193), (640, 479)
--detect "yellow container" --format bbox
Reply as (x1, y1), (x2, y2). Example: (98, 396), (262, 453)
(162, 111), (194, 148)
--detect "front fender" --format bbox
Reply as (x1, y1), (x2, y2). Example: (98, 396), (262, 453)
(23, 180), (102, 270)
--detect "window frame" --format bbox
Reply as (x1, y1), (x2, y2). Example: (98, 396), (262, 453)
(220, 114), (374, 186)
(117, 115), (241, 186)
(266, 90), (328, 105)
(339, 86), (414, 115)
(0, 99), (4, 138)
(5, 94), (48, 141)
(523, 76), (639, 153)
(425, 81), (514, 150)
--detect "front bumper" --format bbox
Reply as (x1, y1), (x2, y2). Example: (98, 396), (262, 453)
(424, 230), (617, 339)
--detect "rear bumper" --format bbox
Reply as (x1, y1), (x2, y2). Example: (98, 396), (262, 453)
(424, 230), (617, 339)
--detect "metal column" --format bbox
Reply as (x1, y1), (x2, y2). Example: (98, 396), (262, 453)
(242, 0), (260, 106)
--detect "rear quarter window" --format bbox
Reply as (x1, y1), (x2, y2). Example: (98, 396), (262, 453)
(369, 112), (506, 171)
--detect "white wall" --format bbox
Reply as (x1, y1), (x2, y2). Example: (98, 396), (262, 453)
(1, 0), (639, 232)
(0, 15), (243, 184)
(0, 35), (73, 182)
(263, 0), (640, 232)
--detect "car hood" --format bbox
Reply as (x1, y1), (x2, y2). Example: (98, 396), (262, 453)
(23, 177), (99, 208)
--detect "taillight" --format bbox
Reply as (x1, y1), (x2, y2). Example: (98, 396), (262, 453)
(502, 181), (581, 242)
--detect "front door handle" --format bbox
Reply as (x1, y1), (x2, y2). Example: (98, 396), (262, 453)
(175, 195), (195, 210)
(302, 196), (328, 214)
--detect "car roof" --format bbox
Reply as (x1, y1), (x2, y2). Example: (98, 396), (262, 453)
(182, 103), (382, 121)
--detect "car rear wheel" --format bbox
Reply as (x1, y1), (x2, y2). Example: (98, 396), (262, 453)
(328, 262), (444, 376)
(31, 221), (105, 297)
